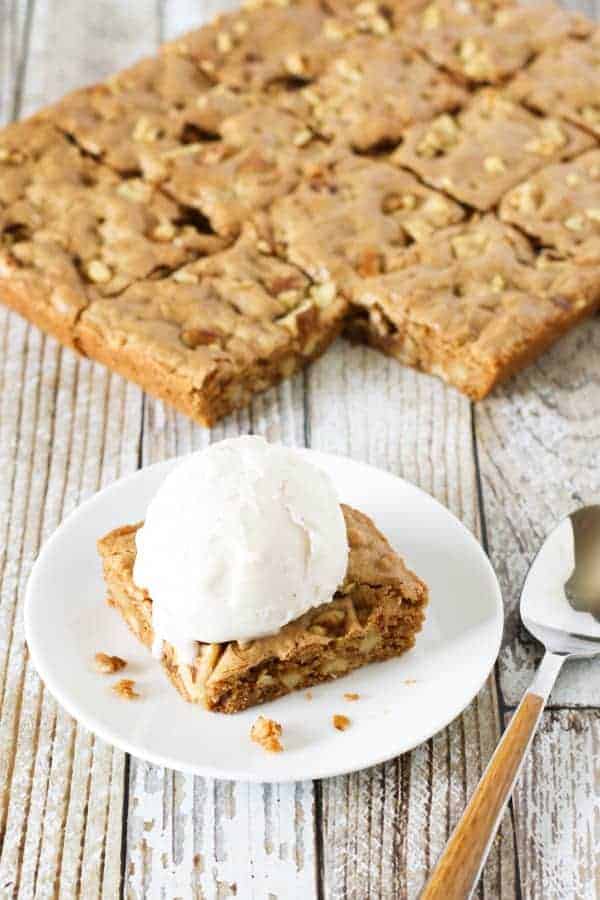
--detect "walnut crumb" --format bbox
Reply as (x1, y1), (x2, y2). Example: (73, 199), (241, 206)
(344, 692), (360, 701)
(305, 691), (313, 700)
(112, 678), (139, 700)
(250, 716), (283, 752)
(333, 714), (351, 731)
(94, 652), (127, 674)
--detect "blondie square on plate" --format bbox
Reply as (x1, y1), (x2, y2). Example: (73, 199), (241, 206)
(98, 504), (428, 713)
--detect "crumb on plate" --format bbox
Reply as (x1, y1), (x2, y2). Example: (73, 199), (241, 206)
(344, 692), (359, 701)
(305, 691), (313, 700)
(333, 714), (351, 731)
(250, 715), (283, 752)
(112, 678), (139, 699)
(94, 652), (127, 674)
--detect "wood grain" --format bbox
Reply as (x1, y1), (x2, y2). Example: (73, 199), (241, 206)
(0, 2), (149, 897)
(307, 341), (519, 899)
(422, 692), (545, 900)
(511, 710), (600, 900)
(475, 320), (600, 707)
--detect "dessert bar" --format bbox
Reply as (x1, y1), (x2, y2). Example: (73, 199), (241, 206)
(499, 150), (600, 258)
(98, 504), (428, 713)
(392, 90), (594, 211)
(509, 31), (600, 139)
(349, 216), (600, 398)
(0, 0), (599, 422)
(76, 225), (347, 424)
(410, 0), (590, 84)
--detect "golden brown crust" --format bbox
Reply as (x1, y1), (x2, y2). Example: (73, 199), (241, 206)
(411, 0), (590, 84)
(393, 90), (594, 211)
(76, 307), (343, 426)
(0, 0), (599, 412)
(508, 31), (600, 138)
(76, 225), (348, 425)
(260, 156), (465, 286)
(97, 505), (429, 713)
(499, 150), (600, 259)
(300, 34), (468, 150)
(349, 215), (600, 399)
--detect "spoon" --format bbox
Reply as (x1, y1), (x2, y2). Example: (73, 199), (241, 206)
(422, 505), (600, 900)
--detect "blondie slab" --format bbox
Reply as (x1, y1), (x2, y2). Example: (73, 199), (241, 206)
(76, 225), (347, 425)
(393, 90), (594, 210)
(49, 58), (212, 177)
(167, 0), (418, 90)
(97, 504), (428, 713)
(52, 83), (325, 238)
(258, 156), (465, 286)
(0, 0), (599, 419)
(499, 150), (600, 259)
(0, 119), (224, 348)
(349, 216), (600, 399)
(509, 32), (600, 139)
(412, 0), (590, 83)
(300, 34), (468, 150)
(164, 0), (333, 89)
(159, 105), (337, 237)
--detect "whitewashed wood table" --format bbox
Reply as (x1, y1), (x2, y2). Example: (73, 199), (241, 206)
(0, 1), (599, 897)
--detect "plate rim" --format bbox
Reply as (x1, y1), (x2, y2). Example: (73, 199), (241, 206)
(25, 449), (504, 783)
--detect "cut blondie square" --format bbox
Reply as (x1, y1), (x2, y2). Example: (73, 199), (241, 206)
(0, 118), (224, 348)
(349, 215), (600, 399)
(499, 150), (600, 260)
(392, 90), (594, 210)
(259, 155), (465, 287)
(97, 504), (428, 713)
(300, 34), (468, 151)
(411, 0), (590, 84)
(508, 31), (600, 139)
(76, 225), (348, 425)
(51, 86), (332, 238)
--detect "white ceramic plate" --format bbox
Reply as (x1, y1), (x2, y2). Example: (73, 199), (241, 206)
(25, 450), (503, 783)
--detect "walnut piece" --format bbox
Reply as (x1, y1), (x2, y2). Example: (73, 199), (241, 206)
(94, 652), (127, 674)
(333, 713), (351, 731)
(112, 678), (140, 700)
(250, 715), (283, 752)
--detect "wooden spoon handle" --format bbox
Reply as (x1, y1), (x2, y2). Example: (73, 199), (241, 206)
(421, 652), (565, 900)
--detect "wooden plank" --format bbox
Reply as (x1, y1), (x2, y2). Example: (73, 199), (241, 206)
(510, 709), (600, 899)
(123, 6), (318, 894)
(124, 373), (318, 898)
(0, 2), (153, 897)
(306, 341), (519, 899)
(160, 0), (241, 40)
(0, 0), (30, 127)
(475, 320), (600, 707)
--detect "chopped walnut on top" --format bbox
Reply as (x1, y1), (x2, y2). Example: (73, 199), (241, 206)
(94, 652), (127, 674)
(251, 715), (284, 752)
(333, 713), (351, 731)
(112, 678), (140, 700)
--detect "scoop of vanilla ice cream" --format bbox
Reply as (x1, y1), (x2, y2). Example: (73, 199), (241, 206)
(133, 436), (349, 656)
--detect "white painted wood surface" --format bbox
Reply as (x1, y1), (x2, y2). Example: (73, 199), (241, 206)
(0, 0), (598, 897)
